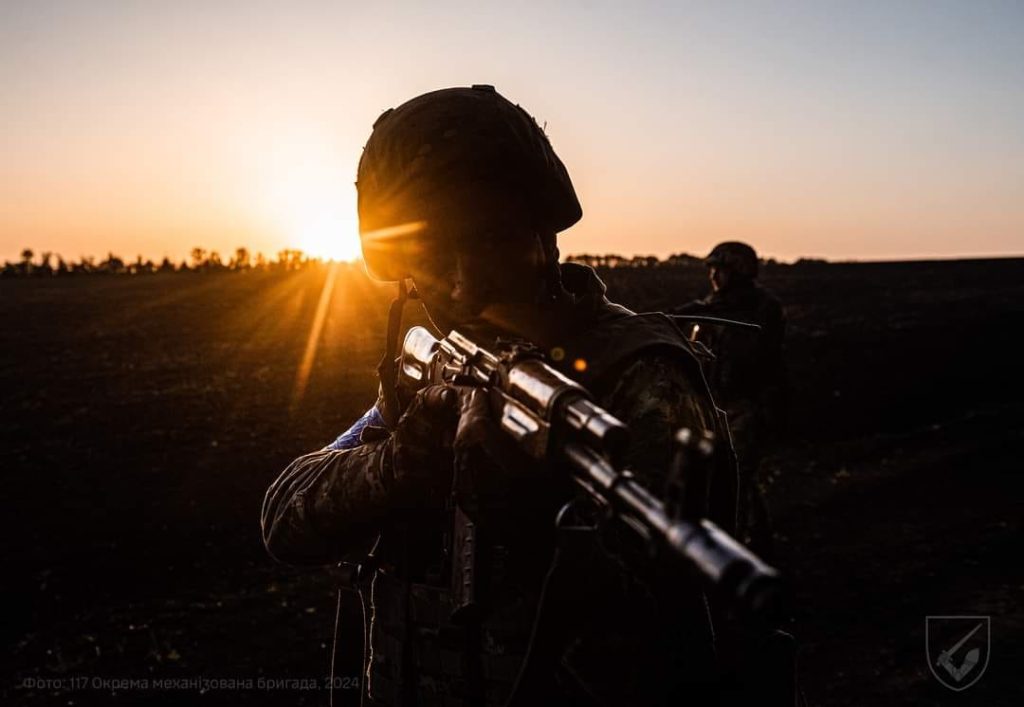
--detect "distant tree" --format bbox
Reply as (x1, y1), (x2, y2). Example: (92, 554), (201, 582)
(627, 255), (659, 268)
(39, 251), (55, 274)
(100, 252), (126, 275)
(276, 249), (306, 271)
(232, 247), (251, 270)
(128, 255), (150, 275)
(19, 248), (34, 276)
(566, 253), (601, 267)
(190, 248), (207, 270)
(665, 253), (702, 267)
(158, 257), (175, 273)
(73, 255), (96, 274)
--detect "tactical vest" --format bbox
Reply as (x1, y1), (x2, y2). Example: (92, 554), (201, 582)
(361, 306), (737, 707)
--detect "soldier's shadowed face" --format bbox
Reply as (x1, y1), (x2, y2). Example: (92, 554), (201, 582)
(407, 223), (548, 340)
(709, 265), (732, 293)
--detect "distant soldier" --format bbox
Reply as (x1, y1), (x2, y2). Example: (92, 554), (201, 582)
(674, 242), (787, 555)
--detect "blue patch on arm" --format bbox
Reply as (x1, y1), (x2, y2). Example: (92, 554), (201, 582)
(324, 405), (388, 451)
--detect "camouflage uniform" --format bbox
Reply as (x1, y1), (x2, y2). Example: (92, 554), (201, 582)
(262, 262), (737, 706)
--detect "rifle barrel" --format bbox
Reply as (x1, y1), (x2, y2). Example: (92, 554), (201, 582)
(562, 442), (784, 625)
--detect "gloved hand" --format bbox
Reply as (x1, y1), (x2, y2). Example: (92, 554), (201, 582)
(388, 384), (461, 495)
(452, 387), (528, 510)
(387, 385), (529, 508)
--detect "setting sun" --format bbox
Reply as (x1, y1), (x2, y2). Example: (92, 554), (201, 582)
(257, 139), (363, 262)
(287, 204), (361, 262)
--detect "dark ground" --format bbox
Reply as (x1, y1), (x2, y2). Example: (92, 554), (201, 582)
(2, 258), (1022, 706)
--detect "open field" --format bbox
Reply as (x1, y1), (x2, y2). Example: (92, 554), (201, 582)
(3, 258), (1023, 705)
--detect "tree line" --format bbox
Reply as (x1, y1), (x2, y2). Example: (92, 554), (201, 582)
(2, 247), (314, 278)
(3, 247), (801, 279)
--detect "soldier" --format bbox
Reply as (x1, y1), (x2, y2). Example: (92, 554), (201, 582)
(261, 86), (740, 706)
(674, 241), (787, 556)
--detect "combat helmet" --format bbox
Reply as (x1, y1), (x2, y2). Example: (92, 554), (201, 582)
(356, 85), (582, 281)
(705, 241), (759, 280)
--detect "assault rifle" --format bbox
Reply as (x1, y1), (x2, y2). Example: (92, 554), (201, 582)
(397, 326), (784, 626)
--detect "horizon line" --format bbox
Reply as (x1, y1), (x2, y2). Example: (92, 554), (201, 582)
(5, 247), (1024, 269)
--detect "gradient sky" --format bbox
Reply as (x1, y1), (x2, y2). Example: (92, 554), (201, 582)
(2, 0), (1022, 264)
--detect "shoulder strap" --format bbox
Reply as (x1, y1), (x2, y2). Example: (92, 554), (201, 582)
(376, 280), (409, 428)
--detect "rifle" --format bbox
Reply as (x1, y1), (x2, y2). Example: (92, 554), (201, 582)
(397, 326), (784, 626)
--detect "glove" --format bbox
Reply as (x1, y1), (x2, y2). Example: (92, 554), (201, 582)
(387, 385), (530, 509)
(387, 384), (461, 496)
(452, 387), (529, 510)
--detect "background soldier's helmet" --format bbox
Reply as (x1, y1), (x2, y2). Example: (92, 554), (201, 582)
(356, 85), (582, 281)
(705, 241), (759, 280)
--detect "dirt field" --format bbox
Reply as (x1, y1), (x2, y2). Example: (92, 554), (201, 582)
(3, 258), (1022, 706)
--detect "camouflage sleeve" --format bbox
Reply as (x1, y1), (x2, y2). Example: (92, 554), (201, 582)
(600, 352), (719, 491)
(261, 435), (395, 566)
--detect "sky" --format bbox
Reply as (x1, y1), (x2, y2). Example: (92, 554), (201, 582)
(1, 0), (1022, 264)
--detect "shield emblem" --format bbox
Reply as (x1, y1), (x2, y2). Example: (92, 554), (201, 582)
(925, 616), (990, 691)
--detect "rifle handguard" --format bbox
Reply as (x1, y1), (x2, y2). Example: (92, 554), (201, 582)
(398, 326), (786, 626)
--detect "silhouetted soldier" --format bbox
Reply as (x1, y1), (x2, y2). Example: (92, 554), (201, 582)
(262, 88), (792, 706)
(674, 242), (787, 556)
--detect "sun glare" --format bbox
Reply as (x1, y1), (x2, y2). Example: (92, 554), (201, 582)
(259, 141), (363, 261)
(288, 203), (361, 262)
